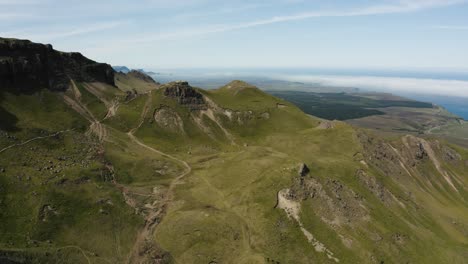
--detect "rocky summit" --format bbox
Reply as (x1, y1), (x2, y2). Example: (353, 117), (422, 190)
(162, 81), (206, 109)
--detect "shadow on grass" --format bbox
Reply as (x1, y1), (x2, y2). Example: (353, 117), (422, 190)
(0, 90), (19, 132)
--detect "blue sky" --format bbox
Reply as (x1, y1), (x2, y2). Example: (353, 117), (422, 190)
(1, 0), (468, 70)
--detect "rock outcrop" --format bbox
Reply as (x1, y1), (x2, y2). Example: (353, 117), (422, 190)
(162, 81), (206, 110)
(0, 38), (115, 92)
(415, 142), (428, 160)
(318, 121), (335, 129)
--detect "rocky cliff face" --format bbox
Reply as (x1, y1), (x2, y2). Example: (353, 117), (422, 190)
(0, 38), (115, 92)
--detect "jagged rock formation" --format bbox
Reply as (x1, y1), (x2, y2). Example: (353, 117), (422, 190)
(162, 81), (206, 110)
(0, 38), (115, 91)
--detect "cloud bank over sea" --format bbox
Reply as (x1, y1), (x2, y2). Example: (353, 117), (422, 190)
(278, 75), (468, 98)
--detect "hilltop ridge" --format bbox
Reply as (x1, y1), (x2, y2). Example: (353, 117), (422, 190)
(220, 80), (258, 90)
(126, 70), (158, 84)
(0, 38), (115, 92)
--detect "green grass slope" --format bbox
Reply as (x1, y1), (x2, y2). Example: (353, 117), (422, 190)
(1, 76), (467, 264)
(115, 72), (159, 93)
(0, 88), (141, 263)
(124, 80), (467, 263)
(0, 72), (178, 263)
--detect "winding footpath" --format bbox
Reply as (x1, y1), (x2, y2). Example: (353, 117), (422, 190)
(126, 91), (191, 263)
(0, 129), (74, 154)
(2, 80), (192, 263)
(62, 82), (190, 263)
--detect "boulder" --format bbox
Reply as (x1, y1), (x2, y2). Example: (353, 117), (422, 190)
(298, 163), (310, 177)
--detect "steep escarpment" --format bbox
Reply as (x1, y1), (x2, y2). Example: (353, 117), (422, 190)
(357, 131), (467, 195)
(0, 38), (115, 92)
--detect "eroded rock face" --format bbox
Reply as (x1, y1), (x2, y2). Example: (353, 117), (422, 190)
(154, 107), (185, 134)
(162, 81), (205, 110)
(288, 175), (368, 226)
(357, 131), (405, 177)
(355, 169), (393, 206)
(0, 38), (115, 92)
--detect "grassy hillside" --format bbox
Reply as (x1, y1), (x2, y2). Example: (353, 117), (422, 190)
(115, 72), (159, 93)
(1, 75), (467, 264)
(0, 73), (175, 263)
(134, 80), (467, 263)
(0, 88), (141, 263)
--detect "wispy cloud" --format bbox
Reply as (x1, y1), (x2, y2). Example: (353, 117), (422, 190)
(0, 0), (42, 5)
(0, 0), (46, 21)
(0, 13), (35, 20)
(41, 21), (126, 40)
(434, 25), (468, 30)
(129, 0), (466, 43)
(173, 3), (264, 21)
(1, 21), (127, 41)
(278, 74), (468, 98)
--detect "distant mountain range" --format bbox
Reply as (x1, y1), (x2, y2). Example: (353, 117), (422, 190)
(113, 66), (157, 76)
(112, 65), (131, 73)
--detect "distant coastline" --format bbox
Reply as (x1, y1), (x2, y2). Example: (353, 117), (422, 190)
(402, 94), (468, 121)
(149, 68), (468, 120)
